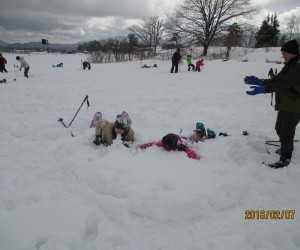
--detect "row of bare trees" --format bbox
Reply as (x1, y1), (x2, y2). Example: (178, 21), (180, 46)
(79, 0), (299, 62)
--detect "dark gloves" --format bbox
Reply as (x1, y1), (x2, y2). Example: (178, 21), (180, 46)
(177, 144), (187, 151)
(244, 76), (264, 86)
(93, 135), (103, 146)
(123, 142), (133, 148)
(246, 86), (266, 95)
(207, 129), (216, 139)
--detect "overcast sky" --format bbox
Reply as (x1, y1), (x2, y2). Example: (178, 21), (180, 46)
(0, 0), (299, 44)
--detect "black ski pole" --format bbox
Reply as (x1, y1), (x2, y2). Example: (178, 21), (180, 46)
(265, 139), (298, 143)
(58, 95), (89, 128)
(265, 142), (280, 147)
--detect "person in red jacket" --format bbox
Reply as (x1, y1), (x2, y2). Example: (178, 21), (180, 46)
(195, 59), (204, 72)
(139, 133), (201, 160)
(0, 53), (8, 73)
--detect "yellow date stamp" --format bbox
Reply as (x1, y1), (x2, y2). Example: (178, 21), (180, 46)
(245, 210), (295, 220)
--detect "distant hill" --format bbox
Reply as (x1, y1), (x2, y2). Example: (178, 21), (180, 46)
(0, 40), (10, 46)
(0, 40), (78, 52)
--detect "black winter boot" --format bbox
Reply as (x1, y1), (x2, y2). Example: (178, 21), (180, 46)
(268, 155), (291, 169)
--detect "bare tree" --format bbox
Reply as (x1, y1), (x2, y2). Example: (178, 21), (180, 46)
(224, 23), (243, 59)
(129, 16), (165, 57)
(241, 25), (257, 48)
(287, 15), (299, 40)
(167, 0), (258, 56)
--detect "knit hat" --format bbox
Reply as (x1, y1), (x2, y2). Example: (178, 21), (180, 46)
(16, 56), (20, 60)
(281, 39), (299, 55)
(115, 111), (131, 130)
(162, 133), (179, 151)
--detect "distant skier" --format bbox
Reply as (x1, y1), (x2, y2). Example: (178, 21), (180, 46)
(195, 59), (204, 72)
(16, 56), (30, 78)
(171, 48), (181, 73)
(0, 53), (8, 73)
(82, 61), (91, 70)
(186, 55), (195, 71)
(244, 39), (300, 168)
(90, 111), (135, 147)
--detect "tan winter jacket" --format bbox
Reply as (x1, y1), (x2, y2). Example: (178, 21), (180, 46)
(95, 118), (135, 145)
(19, 57), (30, 70)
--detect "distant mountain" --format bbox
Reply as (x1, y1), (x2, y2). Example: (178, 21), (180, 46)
(0, 41), (78, 52)
(0, 40), (10, 46)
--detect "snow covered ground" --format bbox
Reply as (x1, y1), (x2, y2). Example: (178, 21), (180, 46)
(0, 48), (299, 250)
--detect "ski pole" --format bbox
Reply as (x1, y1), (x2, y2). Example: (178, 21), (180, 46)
(265, 142), (280, 147)
(58, 95), (89, 128)
(265, 140), (298, 143)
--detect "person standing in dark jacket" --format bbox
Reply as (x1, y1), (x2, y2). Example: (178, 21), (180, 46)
(171, 48), (181, 73)
(244, 39), (300, 168)
(82, 61), (91, 70)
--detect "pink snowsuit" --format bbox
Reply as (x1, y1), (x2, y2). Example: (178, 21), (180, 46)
(139, 135), (201, 160)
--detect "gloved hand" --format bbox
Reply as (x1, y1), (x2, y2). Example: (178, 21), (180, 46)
(93, 135), (103, 146)
(123, 142), (133, 148)
(207, 129), (216, 139)
(246, 86), (266, 95)
(244, 76), (264, 86)
(177, 144), (187, 151)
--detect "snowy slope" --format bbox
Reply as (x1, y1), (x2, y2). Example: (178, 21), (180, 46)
(0, 49), (299, 250)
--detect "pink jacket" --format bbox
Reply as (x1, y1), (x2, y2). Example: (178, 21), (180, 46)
(139, 139), (201, 160)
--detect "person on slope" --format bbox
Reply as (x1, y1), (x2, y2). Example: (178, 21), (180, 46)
(16, 56), (30, 78)
(0, 53), (8, 73)
(171, 48), (181, 73)
(186, 55), (195, 71)
(244, 39), (300, 168)
(83, 61), (91, 70)
(195, 59), (204, 72)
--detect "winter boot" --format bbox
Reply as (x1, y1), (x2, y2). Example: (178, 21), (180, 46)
(90, 112), (102, 128)
(207, 129), (216, 139)
(195, 122), (206, 136)
(268, 155), (291, 169)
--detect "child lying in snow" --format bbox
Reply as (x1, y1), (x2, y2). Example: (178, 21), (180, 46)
(139, 123), (216, 160)
(139, 133), (201, 160)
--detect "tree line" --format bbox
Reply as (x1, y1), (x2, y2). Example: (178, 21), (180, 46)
(77, 0), (300, 63)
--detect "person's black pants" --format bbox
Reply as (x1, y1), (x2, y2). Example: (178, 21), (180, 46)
(24, 67), (30, 78)
(0, 67), (8, 73)
(171, 63), (178, 73)
(275, 111), (300, 159)
(188, 64), (195, 71)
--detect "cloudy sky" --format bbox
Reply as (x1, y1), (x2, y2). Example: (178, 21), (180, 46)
(0, 0), (299, 44)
